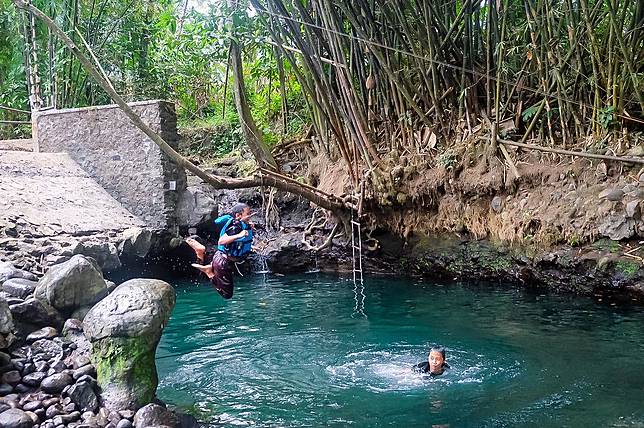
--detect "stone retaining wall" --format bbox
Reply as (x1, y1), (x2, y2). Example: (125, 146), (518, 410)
(34, 101), (186, 230)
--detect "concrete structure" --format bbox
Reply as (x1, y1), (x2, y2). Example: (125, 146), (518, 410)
(0, 151), (145, 236)
(34, 101), (187, 230)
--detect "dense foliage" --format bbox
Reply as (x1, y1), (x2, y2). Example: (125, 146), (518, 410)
(0, 0), (306, 145)
(2, 0), (643, 165)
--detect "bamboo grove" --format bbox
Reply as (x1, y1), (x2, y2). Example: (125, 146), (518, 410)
(252, 0), (644, 186)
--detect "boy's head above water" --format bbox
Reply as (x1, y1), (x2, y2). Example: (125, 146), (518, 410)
(428, 347), (447, 375)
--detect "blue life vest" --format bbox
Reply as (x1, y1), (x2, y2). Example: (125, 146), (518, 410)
(215, 215), (253, 259)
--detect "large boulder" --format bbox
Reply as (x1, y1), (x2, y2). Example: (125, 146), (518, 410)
(176, 185), (217, 228)
(118, 227), (153, 258)
(73, 241), (121, 271)
(34, 255), (109, 313)
(83, 279), (175, 411)
(0, 262), (37, 284)
(0, 297), (15, 349)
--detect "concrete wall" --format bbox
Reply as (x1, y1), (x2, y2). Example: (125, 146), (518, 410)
(34, 100), (187, 230)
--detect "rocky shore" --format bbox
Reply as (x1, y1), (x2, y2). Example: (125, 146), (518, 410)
(0, 257), (196, 428)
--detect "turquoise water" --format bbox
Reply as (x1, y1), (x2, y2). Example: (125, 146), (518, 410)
(156, 274), (644, 427)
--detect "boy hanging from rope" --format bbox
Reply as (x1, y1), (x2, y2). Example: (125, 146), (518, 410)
(186, 203), (257, 299)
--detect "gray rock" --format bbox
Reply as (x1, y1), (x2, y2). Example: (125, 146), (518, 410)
(45, 403), (63, 419)
(117, 419), (133, 428)
(31, 339), (63, 360)
(0, 351), (12, 371)
(24, 411), (38, 424)
(67, 380), (99, 413)
(0, 262), (38, 284)
(73, 241), (121, 272)
(2, 278), (38, 299)
(70, 306), (93, 322)
(117, 228), (152, 259)
(84, 279), (175, 412)
(626, 200), (641, 219)
(84, 279), (175, 341)
(598, 188), (624, 201)
(22, 371), (47, 386)
(9, 297), (64, 328)
(1, 369), (21, 385)
(0, 382), (13, 394)
(0, 408), (33, 428)
(62, 319), (83, 336)
(175, 186), (217, 228)
(72, 364), (96, 380)
(598, 215), (636, 240)
(133, 404), (178, 428)
(41, 373), (73, 393)
(118, 410), (135, 420)
(0, 297), (15, 346)
(14, 383), (30, 393)
(34, 255), (108, 312)
(27, 327), (59, 342)
(23, 400), (42, 411)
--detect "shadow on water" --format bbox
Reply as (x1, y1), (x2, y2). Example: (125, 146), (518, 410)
(154, 274), (644, 428)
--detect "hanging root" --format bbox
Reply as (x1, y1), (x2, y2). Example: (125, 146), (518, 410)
(302, 222), (341, 251)
(302, 208), (342, 251)
(264, 187), (280, 230)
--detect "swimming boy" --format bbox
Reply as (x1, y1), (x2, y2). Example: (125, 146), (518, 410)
(413, 346), (450, 376)
(188, 203), (256, 299)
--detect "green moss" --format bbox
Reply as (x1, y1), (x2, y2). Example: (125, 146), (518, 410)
(592, 238), (621, 253)
(614, 260), (641, 279)
(92, 336), (158, 407)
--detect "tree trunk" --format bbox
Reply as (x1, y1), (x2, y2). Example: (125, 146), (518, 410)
(228, 0), (278, 171)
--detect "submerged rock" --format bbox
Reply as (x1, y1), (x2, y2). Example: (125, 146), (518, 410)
(84, 279), (175, 411)
(34, 254), (109, 313)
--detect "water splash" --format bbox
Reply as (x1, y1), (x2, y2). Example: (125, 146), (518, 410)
(253, 253), (271, 275)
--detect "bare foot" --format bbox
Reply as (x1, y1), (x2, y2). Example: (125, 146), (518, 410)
(191, 263), (215, 279)
(186, 238), (206, 263)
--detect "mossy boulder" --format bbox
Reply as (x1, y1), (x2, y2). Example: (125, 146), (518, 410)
(83, 279), (175, 411)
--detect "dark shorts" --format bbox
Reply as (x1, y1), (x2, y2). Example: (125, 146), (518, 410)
(210, 251), (234, 299)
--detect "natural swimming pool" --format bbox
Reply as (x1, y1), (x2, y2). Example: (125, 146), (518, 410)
(156, 274), (644, 427)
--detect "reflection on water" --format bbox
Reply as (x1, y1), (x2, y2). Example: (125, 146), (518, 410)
(157, 275), (644, 427)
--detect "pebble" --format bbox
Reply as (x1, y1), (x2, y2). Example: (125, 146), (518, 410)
(23, 400), (42, 411)
(45, 403), (63, 419)
(0, 382), (13, 395)
(23, 371), (47, 386)
(72, 365), (96, 380)
(14, 383), (31, 393)
(116, 419), (133, 428)
(42, 397), (59, 408)
(26, 327), (59, 343)
(41, 373), (73, 394)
